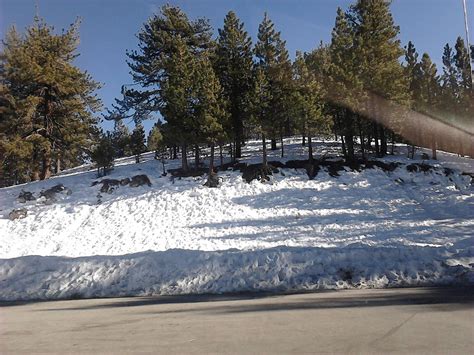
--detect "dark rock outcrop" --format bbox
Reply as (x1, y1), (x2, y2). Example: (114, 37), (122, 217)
(130, 174), (152, 187)
(203, 173), (220, 188)
(18, 190), (36, 203)
(242, 164), (276, 183)
(9, 208), (27, 220)
(40, 184), (66, 201)
(120, 178), (131, 186)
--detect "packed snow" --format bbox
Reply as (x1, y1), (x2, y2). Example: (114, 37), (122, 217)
(0, 138), (473, 300)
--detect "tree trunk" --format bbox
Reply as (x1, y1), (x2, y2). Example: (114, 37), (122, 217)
(345, 134), (354, 161)
(173, 145), (177, 160)
(55, 157), (61, 174)
(209, 144), (215, 175)
(230, 143), (234, 163)
(40, 88), (52, 180)
(262, 134), (268, 166)
(271, 138), (277, 151)
(31, 169), (40, 181)
(302, 135), (306, 146)
(380, 126), (387, 157)
(432, 141), (437, 160)
(219, 144), (223, 167)
(182, 144), (188, 172)
(235, 139), (242, 159)
(390, 132), (395, 155)
(373, 122), (380, 157)
(341, 135), (347, 157)
(280, 133), (284, 158)
(41, 149), (52, 180)
(308, 136), (313, 163)
(357, 117), (365, 160)
(194, 145), (199, 170)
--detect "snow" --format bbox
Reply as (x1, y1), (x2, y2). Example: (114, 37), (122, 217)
(0, 138), (473, 300)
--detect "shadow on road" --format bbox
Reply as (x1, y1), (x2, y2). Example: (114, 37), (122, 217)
(24, 286), (474, 314)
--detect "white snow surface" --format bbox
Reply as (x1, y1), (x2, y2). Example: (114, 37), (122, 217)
(0, 138), (473, 300)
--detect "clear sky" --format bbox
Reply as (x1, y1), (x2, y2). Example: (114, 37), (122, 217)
(1, 0), (472, 132)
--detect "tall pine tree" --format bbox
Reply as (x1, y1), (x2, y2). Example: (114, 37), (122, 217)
(0, 17), (101, 184)
(254, 13), (292, 155)
(214, 11), (254, 159)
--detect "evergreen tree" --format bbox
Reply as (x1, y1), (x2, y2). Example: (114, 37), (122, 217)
(160, 36), (196, 171)
(329, 7), (362, 160)
(348, 0), (409, 157)
(0, 17), (101, 183)
(215, 11), (254, 159)
(254, 13), (292, 154)
(453, 37), (473, 123)
(441, 43), (458, 111)
(91, 132), (115, 177)
(454, 37), (472, 91)
(111, 120), (131, 158)
(404, 41), (421, 102)
(251, 67), (272, 166)
(403, 41), (422, 158)
(303, 43), (329, 142)
(193, 53), (227, 176)
(147, 123), (163, 152)
(293, 52), (329, 162)
(130, 123), (146, 163)
(417, 53), (441, 158)
(121, 5), (213, 172)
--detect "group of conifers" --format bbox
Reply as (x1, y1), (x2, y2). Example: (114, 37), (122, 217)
(1, 0), (472, 186)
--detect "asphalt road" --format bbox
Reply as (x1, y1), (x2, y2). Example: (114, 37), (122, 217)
(1, 287), (473, 354)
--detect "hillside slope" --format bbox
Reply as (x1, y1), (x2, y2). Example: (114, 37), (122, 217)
(1, 138), (473, 300)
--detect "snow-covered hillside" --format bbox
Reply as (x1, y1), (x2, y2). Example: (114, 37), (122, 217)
(1, 138), (473, 300)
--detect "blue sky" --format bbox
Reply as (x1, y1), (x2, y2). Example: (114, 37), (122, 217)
(1, 0), (472, 133)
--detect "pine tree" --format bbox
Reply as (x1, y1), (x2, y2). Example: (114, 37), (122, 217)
(160, 36), (196, 171)
(405, 41), (421, 101)
(215, 11), (254, 159)
(329, 7), (362, 160)
(147, 124), (163, 152)
(441, 44), (458, 102)
(91, 132), (115, 177)
(193, 53), (227, 177)
(417, 53), (441, 158)
(0, 17), (101, 183)
(348, 0), (409, 157)
(121, 5), (213, 172)
(130, 123), (146, 163)
(453, 37), (473, 123)
(293, 52), (329, 162)
(251, 67), (272, 166)
(454, 37), (472, 91)
(111, 120), (131, 158)
(403, 41), (422, 158)
(254, 13), (292, 154)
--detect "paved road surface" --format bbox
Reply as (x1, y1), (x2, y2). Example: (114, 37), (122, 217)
(1, 287), (473, 354)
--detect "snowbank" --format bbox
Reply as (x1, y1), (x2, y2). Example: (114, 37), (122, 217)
(1, 243), (473, 301)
